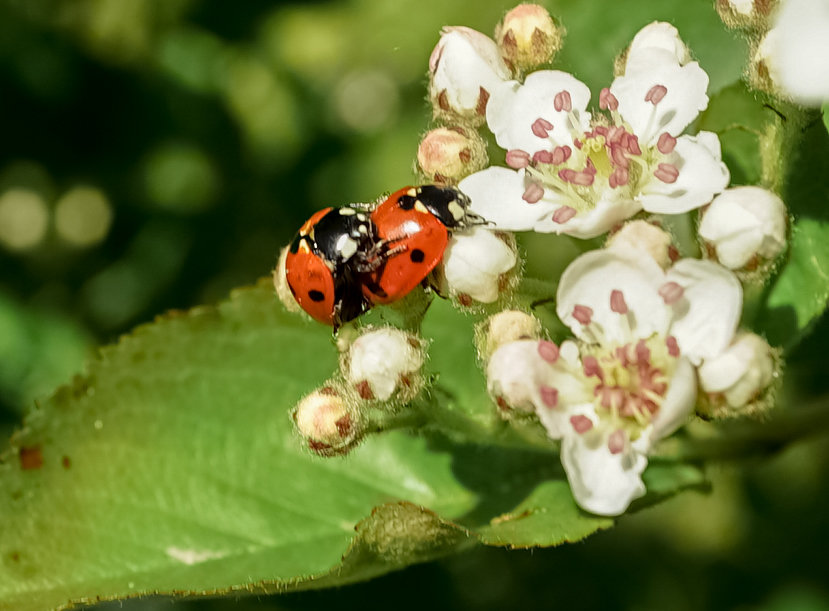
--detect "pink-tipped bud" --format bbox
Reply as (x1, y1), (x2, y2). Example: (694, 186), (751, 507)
(477, 310), (542, 361)
(293, 387), (361, 456)
(417, 126), (488, 184)
(495, 4), (563, 74)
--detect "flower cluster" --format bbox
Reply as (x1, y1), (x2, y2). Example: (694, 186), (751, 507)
(282, 5), (787, 518)
(421, 7), (785, 515)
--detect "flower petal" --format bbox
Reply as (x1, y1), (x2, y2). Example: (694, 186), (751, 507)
(532, 193), (643, 239)
(561, 423), (648, 516)
(611, 56), (709, 144)
(638, 132), (730, 214)
(441, 227), (517, 303)
(460, 166), (564, 230)
(666, 259), (742, 365)
(649, 356), (696, 442)
(487, 339), (592, 425)
(624, 22), (691, 72)
(486, 70), (592, 153)
(556, 249), (670, 345)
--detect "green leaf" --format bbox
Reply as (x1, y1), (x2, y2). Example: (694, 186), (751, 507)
(696, 81), (771, 186)
(822, 103), (829, 135)
(761, 115), (829, 349)
(0, 283), (703, 610)
(554, 0), (746, 94)
(762, 219), (829, 349)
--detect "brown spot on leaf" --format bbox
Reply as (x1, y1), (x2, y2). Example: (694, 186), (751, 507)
(9, 551), (20, 562)
(19, 446), (43, 470)
(61, 456), (72, 469)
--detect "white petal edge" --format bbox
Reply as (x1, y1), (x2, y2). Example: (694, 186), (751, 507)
(556, 248), (670, 345)
(486, 70), (592, 153)
(625, 22), (691, 72)
(666, 259), (742, 365)
(611, 56), (709, 145)
(649, 356), (696, 442)
(561, 424), (648, 516)
(460, 166), (563, 231)
(639, 132), (730, 214)
(532, 193), (643, 239)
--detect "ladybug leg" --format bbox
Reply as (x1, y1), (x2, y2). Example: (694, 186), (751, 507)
(352, 237), (407, 273)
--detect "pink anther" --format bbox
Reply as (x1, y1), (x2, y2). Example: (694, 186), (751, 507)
(539, 385), (559, 408)
(666, 335), (680, 357)
(608, 429), (626, 454)
(654, 163), (679, 184)
(644, 84), (668, 105)
(537, 340), (560, 363)
(570, 414), (594, 434)
(554, 90), (572, 112)
(551, 145), (572, 165)
(506, 149), (531, 168)
(610, 289), (628, 314)
(552, 206), (577, 223)
(599, 87), (619, 111)
(532, 150), (555, 164)
(573, 304), (593, 325)
(658, 281), (684, 305)
(522, 182), (545, 203)
(532, 117), (554, 138)
(657, 132), (677, 154)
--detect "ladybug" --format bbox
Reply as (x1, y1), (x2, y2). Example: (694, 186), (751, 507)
(285, 205), (378, 326)
(361, 185), (480, 305)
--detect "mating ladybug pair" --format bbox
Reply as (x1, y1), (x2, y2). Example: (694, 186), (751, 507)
(284, 185), (481, 326)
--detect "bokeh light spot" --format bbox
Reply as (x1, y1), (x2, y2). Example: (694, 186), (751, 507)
(0, 188), (50, 251)
(55, 185), (113, 247)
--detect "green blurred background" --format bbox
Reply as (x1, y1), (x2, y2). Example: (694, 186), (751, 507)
(0, 0), (827, 609)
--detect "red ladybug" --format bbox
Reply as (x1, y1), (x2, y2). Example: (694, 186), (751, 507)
(361, 185), (479, 305)
(285, 205), (377, 326)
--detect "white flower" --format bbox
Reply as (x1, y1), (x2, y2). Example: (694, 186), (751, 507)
(758, 0), (829, 105)
(429, 26), (512, 124)
(699, 186), (788, 270)
(459, 23), (729, 239)
(344, 328), (426, 402)
(486, 248), (742, 515)
(698, 332), (775, 409)
(436, 227), (518, 304)
(623, 22), (691, 72)
(606, 219), (674, 269)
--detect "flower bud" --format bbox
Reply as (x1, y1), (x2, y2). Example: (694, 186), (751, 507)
(273, 246), (303, 315)
(697, 332), (778, 417)
(342, 327), (426, 403)
(476, 309), (542, 363)
(432, 227), (519, 307)
(749, 0), (829, 106)
(494, 4), (563, 75)
(417, 126), (488, 185)
(716, 0), (777, 29)
(292, 386), (361, 456)
(698, 186), (787, 271)
(429, 26), (511, 125)
(486, 338), (558, 418)
(607, 220), (674, 269)
(617, 22), (691, 76)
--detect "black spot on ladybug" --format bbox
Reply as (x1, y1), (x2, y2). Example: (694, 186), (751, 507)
(308, 290), (325, 302)
(410, 249), (425, 263)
